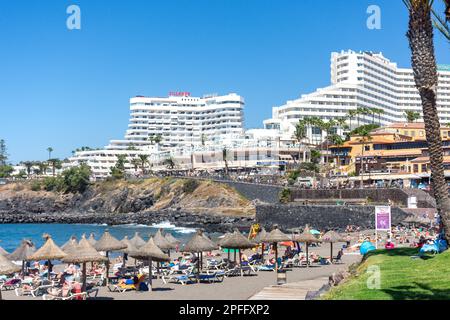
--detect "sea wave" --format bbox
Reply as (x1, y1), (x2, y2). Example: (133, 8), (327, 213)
(151, 221), (196, 234)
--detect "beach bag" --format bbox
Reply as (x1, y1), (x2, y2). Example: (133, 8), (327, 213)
(139, 282), (149, 291)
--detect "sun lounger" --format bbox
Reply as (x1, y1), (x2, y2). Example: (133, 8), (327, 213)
(257, 264), (276, 272)
(194, 271), (225, 284)
(15, 279), (56, 297)
(107, 274), (146, 293)
(43, 291), (87, 300)
(0, 278), (21, 291)
(162, 273), (194, 285)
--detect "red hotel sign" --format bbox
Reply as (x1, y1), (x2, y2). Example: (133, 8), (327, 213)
(169, 92), (191, 97)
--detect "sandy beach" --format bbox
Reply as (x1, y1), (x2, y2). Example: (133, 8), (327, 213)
(1, 243), (361, 300)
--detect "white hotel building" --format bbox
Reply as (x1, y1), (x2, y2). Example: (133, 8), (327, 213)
(264, 50), (450, 144)
(68, 93), (248, 178)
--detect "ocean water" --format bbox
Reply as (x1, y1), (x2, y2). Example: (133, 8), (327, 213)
(0, 222), (201, 254)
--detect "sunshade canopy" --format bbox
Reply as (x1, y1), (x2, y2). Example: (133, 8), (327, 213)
(128, 237), (170, 262)
(94, 230), (127, 252)
(62, 235), (108, 264)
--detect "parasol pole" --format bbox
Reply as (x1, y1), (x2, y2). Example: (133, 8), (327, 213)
(148, 257), (153, 292)
(82, 262), (87, 293)
(330, 242), (333, 264)
(239, 249), (243, 277)
(306, 242), (309, 268)
(105, 251), (110, 286)
(274, 242), (278, 273)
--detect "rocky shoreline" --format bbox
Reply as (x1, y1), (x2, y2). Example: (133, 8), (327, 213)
(0, 209), (256, 233)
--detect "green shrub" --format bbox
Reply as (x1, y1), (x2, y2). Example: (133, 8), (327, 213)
(182, 179), (199, 194)
(279, 188), (291, 203)
(61, 164), (91, 194)
(43, 177), (64, 192)
(30, 180), (41, 192)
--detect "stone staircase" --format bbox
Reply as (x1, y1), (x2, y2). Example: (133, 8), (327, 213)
(401, 188), (436, 208)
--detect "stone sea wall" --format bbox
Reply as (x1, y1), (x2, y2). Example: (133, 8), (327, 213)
(256, 204), (410, 231)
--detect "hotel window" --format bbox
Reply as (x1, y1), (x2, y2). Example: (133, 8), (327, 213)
(413, 164), (419, 173)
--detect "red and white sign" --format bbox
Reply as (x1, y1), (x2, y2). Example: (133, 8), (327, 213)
(169, 92), (191, 97)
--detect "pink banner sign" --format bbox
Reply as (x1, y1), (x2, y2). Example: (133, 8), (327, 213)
(375, 206), (391, 231)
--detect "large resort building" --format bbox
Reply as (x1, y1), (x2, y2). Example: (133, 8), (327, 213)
(263, 50), (450, 144)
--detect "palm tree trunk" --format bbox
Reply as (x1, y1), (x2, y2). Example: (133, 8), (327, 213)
(406, 0), (450, 241)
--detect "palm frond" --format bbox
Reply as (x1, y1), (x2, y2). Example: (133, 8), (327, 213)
(433, 8), (450, 40)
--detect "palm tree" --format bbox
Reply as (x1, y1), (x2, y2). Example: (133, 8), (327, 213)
(329, 134), (345, 173)
(130, 158), (141, 172)
(222, 147), (230, 176)
(357, 128), (373, 188)
(294, 121), (307, 163)
(347, 110), (358, 131)
(404, 110), (421, 123)
(138, 155), (149, 174)
(23, 161), (34, 179)
(320, 120), (337, 166)
(38, 162), (49, 176)
(47, 147), (53, 160)
(48, 159), (62, 177)
(405, 0), (450, 240)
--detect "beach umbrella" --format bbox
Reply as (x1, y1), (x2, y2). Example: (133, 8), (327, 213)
(61, 235), (78, 252)
(120, 236), (139, 267)
(262, 225), (291, 273)
(62, 238), (79, 256)
(87, 233), (97, 246)
(218, 233), (233, 261)
(7, 240), (36, 277)
(220, 229), (256, 275)
(62, 235), (108, 292)
(183, 230), (218, 282)
(165, 233), (181, 248)
(153, 229), (176, 276)
(27, 234), (67, 280)
(94, 230), (127, 285)
(0, 246), (9, 256)
(128, 237), (170, 291)
(153, 229), (175, 251)
(322, 230), (345, 264)
(0, 254), (21, 300)
(254, 227), (268, 261)
(130, 232), (146, 248)
(291, 226), (322, 267)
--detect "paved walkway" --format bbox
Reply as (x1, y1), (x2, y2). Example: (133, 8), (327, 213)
(249, 276), (330, 300)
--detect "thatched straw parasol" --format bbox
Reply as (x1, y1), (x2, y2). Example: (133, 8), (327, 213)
(61, 236), (78, 252)
(62, 235), (108, 292)
(291, 226), (322, 267)
(62, 238), (79, 256)
(87, 233), (97, 246)
(7, 240), (36, 277)
(154, 229), (176, 251)
(0, 246), (9, 256)
(165, 233), (181, 247)
(27, 234), (67, 279)
(120, 236), (139, 267)
(218, 232), (233, 261)
(130, 232), (146, 248)
(220, 230), (256, 275)
(253, 227), (268, 261)
(183, 230), (218, 281)
(262, 225), (291, 272)
(151, 229), (176, 277)
(0, 254), (21, 300)
(8, 240), (35, 261)
(94, 230), (126, 285)
(322, 230), (345, 264)
(128, 237), (170, 291)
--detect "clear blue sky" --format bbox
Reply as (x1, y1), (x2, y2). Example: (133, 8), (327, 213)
(1, 0), (449, 164)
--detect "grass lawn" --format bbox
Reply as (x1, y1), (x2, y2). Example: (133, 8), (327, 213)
(324, 248), (450, 300)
